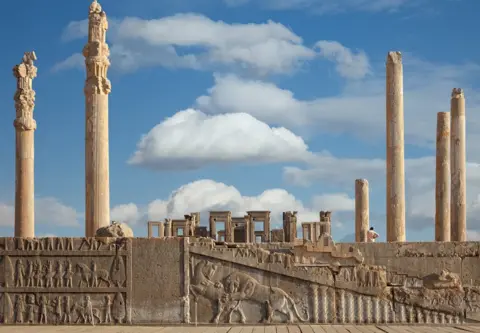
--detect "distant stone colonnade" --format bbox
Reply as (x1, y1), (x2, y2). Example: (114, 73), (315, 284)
(147, 210), (333, 244)
(10, 2), (467, 242)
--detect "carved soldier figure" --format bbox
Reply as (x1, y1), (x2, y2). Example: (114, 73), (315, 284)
(84, 295), (94, 324)
(45, 260), (54, 288)
(62, 296), (72, 324)
(91, 261), (98, 287)
(55, 261), (64, 287)
(64, 261), (74, 287)
(104, 295), (112, 323)
(15, 259), (25, 287)
(26, 294), (36, 324)
(38, 295), (48, 324)
(54, 296), (62, 324)
(66, 238), (74, 250)
(34, 260), (44, 287)
(14, 295), (25, 323)
(26, 260), (34, 287)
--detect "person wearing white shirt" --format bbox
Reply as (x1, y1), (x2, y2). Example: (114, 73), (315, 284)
(367, 227), (379, 242)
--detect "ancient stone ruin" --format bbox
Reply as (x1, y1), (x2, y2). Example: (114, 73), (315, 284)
(4, 0), (476, 327)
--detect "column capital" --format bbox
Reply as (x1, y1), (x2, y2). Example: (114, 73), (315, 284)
(13, 52), (37, 132)
(386, 51), (402, 64)
(451, 88), (464, 99)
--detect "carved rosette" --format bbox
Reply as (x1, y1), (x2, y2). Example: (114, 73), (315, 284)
(84, 0), (111, 96)
(13, 52), (37, 132)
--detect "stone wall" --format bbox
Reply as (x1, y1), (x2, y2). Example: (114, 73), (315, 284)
(1, 237), (479, 325)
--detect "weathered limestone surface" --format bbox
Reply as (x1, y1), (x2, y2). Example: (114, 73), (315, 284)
(96, 222), (133, 238)
(386, 51), (406, 242)
(13, 52), (38, 238)
(436, 112), (451, 241)
(451, 88), (467, 242)
(2, 237), (480, 326)
(84, 0), (111, 237)
(355, 179), (369, 242)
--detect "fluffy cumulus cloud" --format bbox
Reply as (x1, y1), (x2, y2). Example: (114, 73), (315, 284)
(196, 58), (480, 150)
(129, 109), (313, 170)
(0, 197), (81, 227)
(315, 40), (370, 79)
(223, 0), (427, 14)
(110, 179), (354, 234)
(55, 14), (316, 74)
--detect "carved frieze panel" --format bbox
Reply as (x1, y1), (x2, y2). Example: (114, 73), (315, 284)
(0, 237), (132, 325)
(188, 256), (310, 324)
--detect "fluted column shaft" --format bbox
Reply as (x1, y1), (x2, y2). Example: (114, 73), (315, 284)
(450, 88), (466, 241)
(84, 0), (112, 237)
(13, 52), (38, 238)
(386, 51), (406, 242)
(435, 112), (450, 241)
(355, 179), (369, 242)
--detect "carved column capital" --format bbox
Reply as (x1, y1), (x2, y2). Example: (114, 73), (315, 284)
(13, 52), (37, 132)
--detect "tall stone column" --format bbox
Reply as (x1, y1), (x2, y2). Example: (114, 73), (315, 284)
(450, 88), (466, 241)
(13, 52), (38, 238)
(435, 112), (451, 241)
(355, 179), (369, 242)
(386, 51), (406, 242)
(84, 0), (112, 237)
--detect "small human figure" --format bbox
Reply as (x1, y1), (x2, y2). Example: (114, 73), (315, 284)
(104, 295), (112, 323)
(55, 261), (64, 287)
(39, 295), (48, 324)
(84, 295), (94, 324)
(26, 294), (36, 324)
(26, 260), (35, 287)
(90, 261), (98, 287)
(62, 296), (72, 324)
(14, 295), (25, 323)
(54, 296), (62, 324)
(64, 261), (73, 288)
(45, 260), (54, 288)
(367, 227), (379, 243)
(15, 259), (25, 287)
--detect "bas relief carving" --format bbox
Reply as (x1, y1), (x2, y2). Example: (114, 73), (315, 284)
(189, 260), (309, 324)
(1, 237), (131, 325)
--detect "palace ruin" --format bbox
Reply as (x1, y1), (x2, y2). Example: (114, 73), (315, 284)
(2, 0), (478, 327)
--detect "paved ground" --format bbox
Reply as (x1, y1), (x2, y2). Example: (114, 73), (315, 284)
(0, 326), (479, 333)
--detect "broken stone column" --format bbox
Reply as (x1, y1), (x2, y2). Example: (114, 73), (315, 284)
(13, 52), (38, 238)
(450, 88), (466, 241)
(355, 179), (369, 242)
(386, 51), (406, 242)
(435, 112), (451, 241)
(84, 0), (112, 236)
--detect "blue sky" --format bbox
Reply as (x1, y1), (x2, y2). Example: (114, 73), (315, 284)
(0, 0), (479, 241)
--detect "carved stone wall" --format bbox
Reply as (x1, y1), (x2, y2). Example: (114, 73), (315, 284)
(1, 237), (479, 325)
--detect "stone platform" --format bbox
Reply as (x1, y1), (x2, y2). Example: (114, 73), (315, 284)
(0, 325), (479, 333)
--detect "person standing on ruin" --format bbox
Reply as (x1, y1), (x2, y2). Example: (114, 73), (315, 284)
(367, 227), (379, 242)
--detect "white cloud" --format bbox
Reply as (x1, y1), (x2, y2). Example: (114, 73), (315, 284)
(111, 203), (142, 225)
(129, 109), (313, 170)
(115, 179), (352, 232)
(56, 14), (316, 74)
(311, 193), (355, 212)
(51, 53), (84, 72)
(195, 58), (480, 150)
(315, 40), (370, 79)
(0, 197), (81, 227)
(223, 0), (426, 14)
(283, 152), (480, 232)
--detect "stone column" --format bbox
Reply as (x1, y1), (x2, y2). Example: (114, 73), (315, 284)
(84, 0), (112, 237)
(386, 51), (406, 242)
(13, 52), (38, 238)
(355, 179), (369, 242)
(450, 88), (466, 241)
(435, 112), (451, 241)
